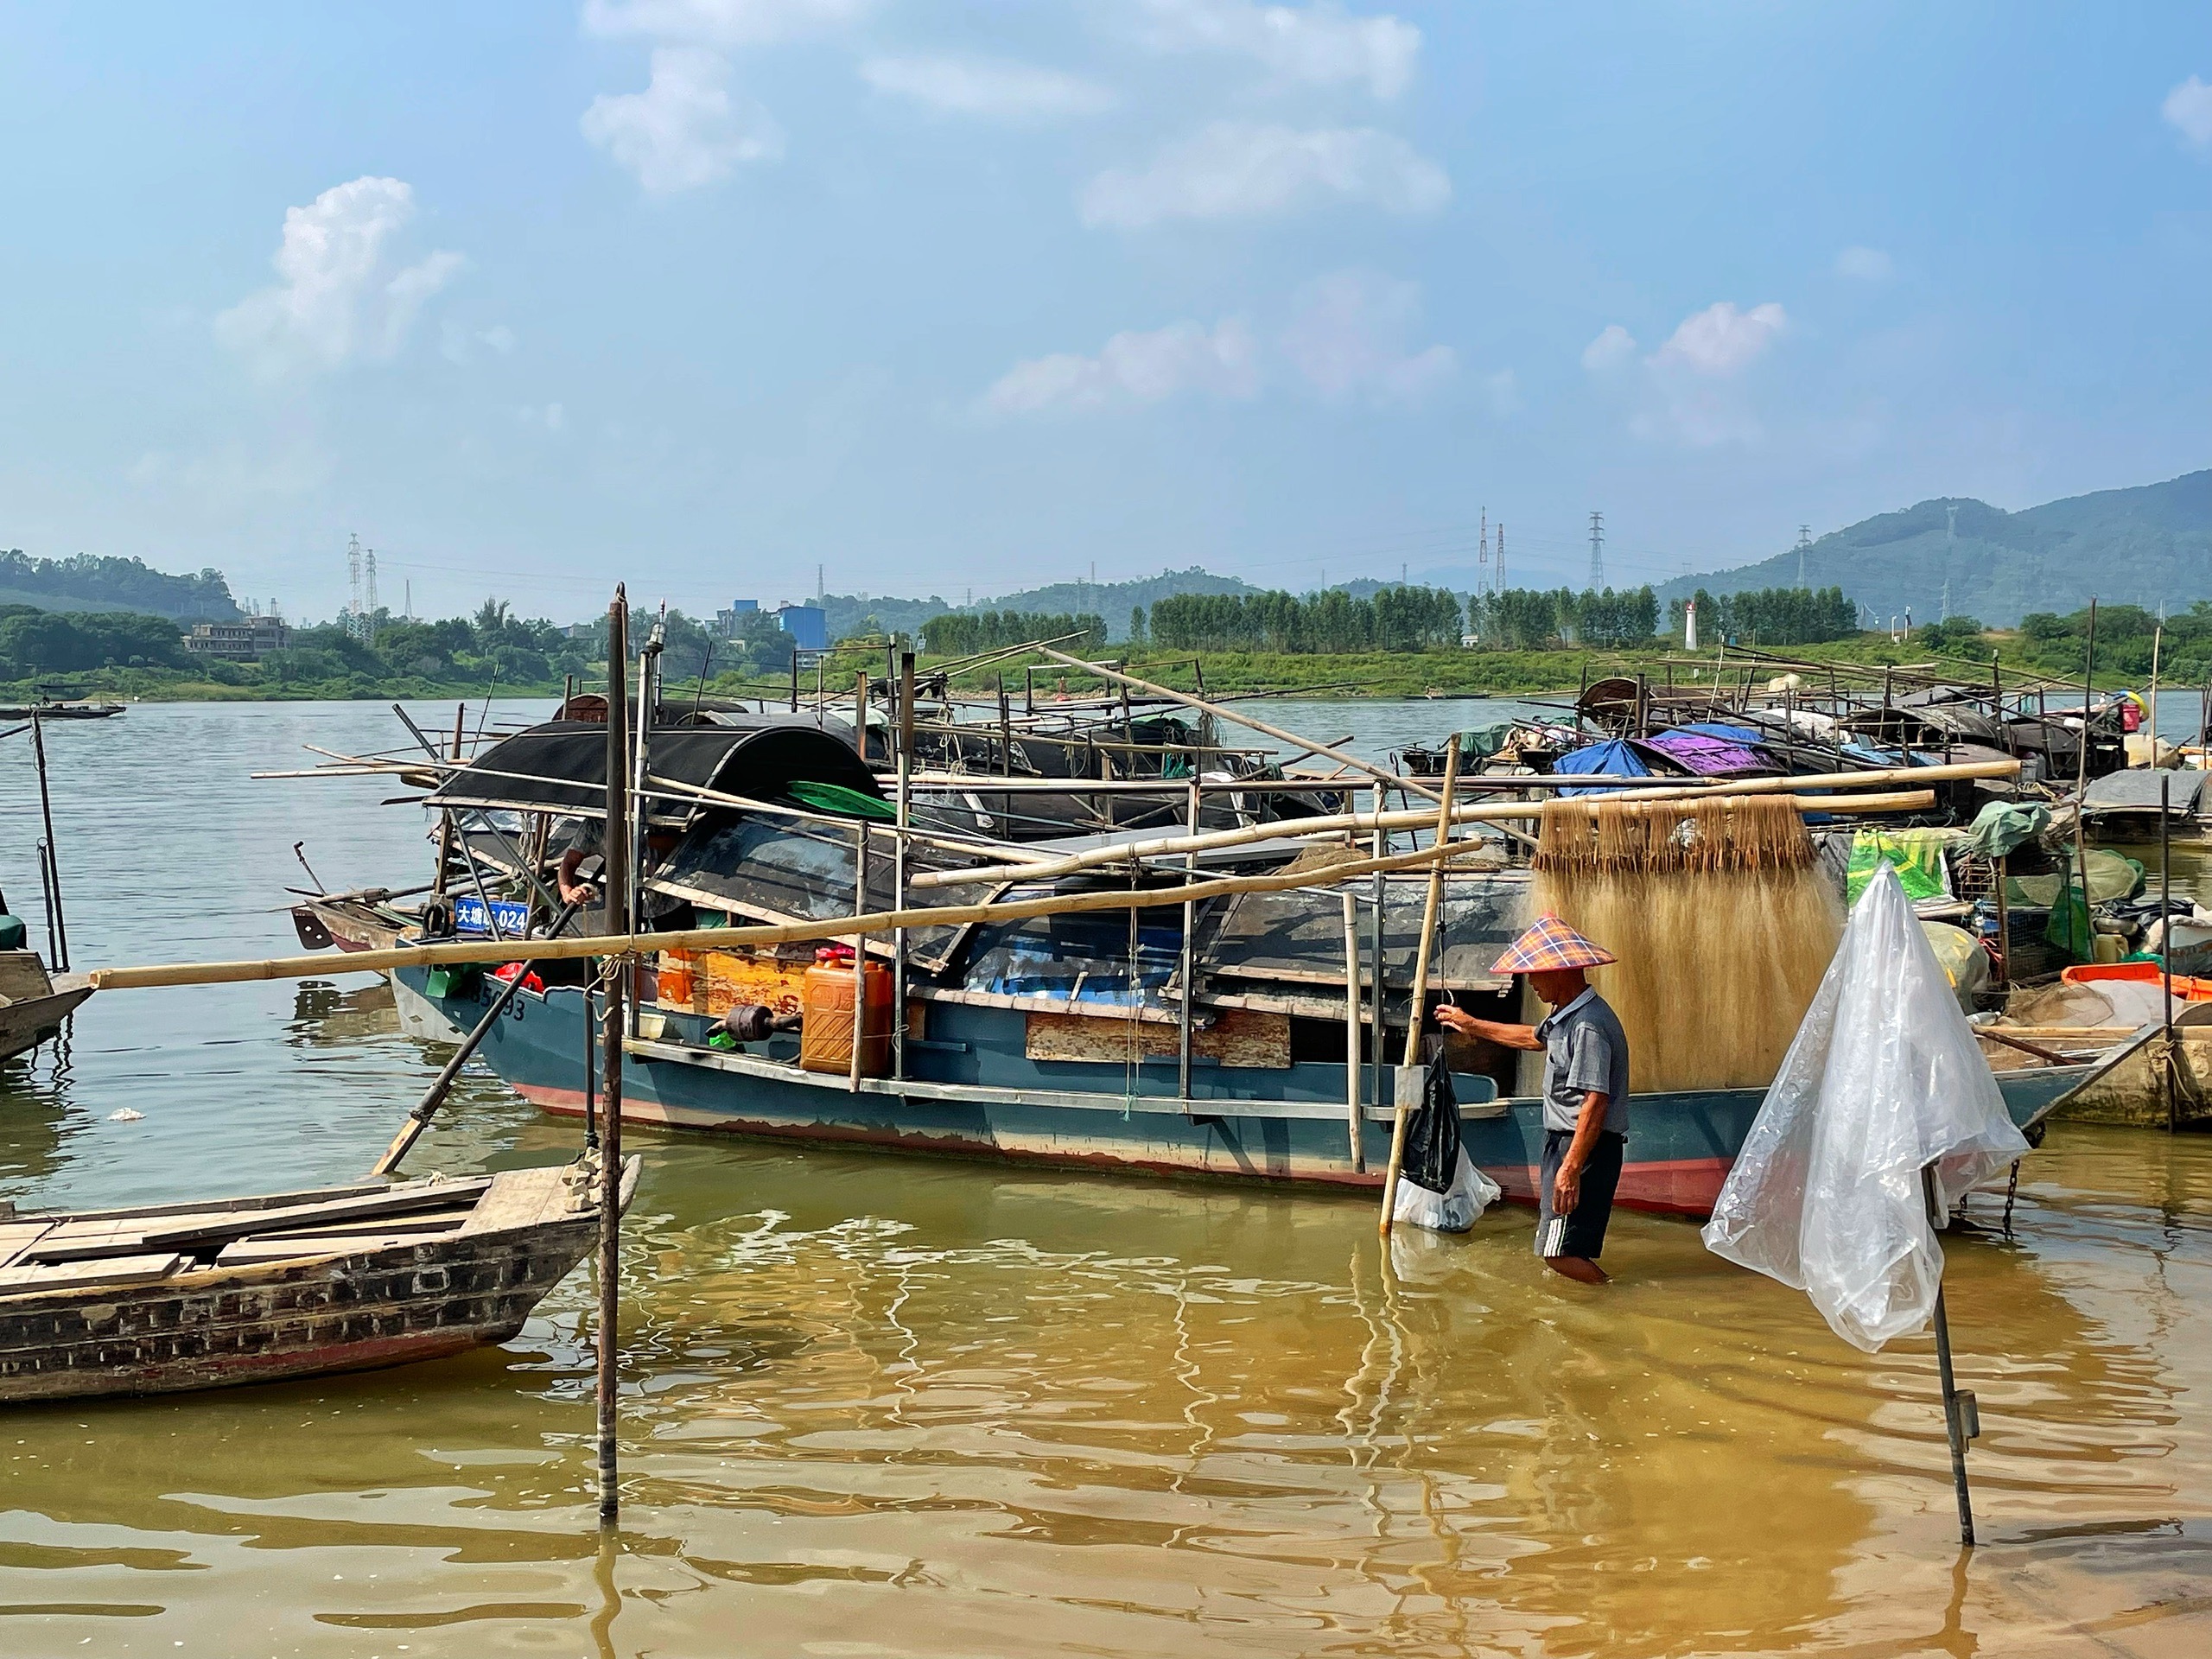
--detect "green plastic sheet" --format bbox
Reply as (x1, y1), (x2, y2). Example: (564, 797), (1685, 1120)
(1846, 829), (1953, 905)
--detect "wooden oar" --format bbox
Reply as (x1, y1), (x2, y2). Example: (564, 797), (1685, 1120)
(1379, 736), (1460, 1237)
(372, 896), (584, 1178)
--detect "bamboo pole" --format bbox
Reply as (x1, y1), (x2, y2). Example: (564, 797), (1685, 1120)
(1379, 737), (1459, 1236)
(29, 712), (67, 971)
(596, 588), (630, 1529)
(1036, 647), (1440, 804)
(912, 760), (2019, 891)
(84, 790), (1940, 996)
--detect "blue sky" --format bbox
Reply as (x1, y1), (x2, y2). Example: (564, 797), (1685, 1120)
(0, 2), (2208, 624)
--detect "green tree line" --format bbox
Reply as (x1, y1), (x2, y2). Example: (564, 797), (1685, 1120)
(1148, 587), (1465, 652)
(919, 611), (1106, 658)
(1665, 586), (1858, 646)
(1468, 587), (1661, 649)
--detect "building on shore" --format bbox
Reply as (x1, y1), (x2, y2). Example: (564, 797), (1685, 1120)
(185, 615), (292, 662)
(775, 604), (827, 652)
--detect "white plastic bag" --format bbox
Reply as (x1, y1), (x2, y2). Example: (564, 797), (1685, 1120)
(1701, 862), (2030, 1351)
(1393, 1147), (1503, 1233)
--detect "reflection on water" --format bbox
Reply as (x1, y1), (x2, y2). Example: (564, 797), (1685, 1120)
(0, 704), (2201, 1654)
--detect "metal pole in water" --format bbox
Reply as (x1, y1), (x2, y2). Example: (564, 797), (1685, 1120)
(597, 587), (632, 1529)
(1922, 1165), (1978, 1547)
(2163, 771), (2176, 1130)
(893, 652), (914, 1083)
(1342, 890), (1364, 1172)
(1179, 775), (1198, 1103)
(29, 714), (67, 971)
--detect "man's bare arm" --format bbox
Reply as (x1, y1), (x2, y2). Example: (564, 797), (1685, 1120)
(1434, 1007), (1541, 1050)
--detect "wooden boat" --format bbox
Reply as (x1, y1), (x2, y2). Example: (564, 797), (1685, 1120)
(0, 1157), (636, 1402)
(0, 949), (89, 1063)
(0, 700), (124, 721)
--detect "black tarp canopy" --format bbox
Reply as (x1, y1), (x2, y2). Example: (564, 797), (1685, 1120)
(429, 718), (880, 820)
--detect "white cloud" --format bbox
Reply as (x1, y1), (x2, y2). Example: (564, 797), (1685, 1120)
(519, 402), (567, 432)
(582, 47), (785, 194)
(859, 55), (1115, 120)
(2164, 75), (2212, 150)
(1580, 323), (1637, 372)
(582, 0), (870, 47)
(1128, 0), (1421, 99)
(1650, 301), (1786, 377)
(1280, 270), (1453, 404)
(1624, 302), (1789, 446)
(442, 320), (518, 364)
(1478, 368), (1518, 418)
(983, 318), (1260, 414)
(1835, 245), (1893, 282)
(1081, 121), (1448, 228)
(214, 177), (462, 377)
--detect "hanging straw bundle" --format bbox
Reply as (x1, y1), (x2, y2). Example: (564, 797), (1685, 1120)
(1528, 795), (1841, 1092)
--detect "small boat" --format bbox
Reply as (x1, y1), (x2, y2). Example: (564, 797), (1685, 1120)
(0, 949), (89, 1063)
(0, 1156), (636, 1402)
(0, 700), (124, 721)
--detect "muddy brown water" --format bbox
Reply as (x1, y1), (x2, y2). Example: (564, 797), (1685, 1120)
(0, 702), (2202, 1656)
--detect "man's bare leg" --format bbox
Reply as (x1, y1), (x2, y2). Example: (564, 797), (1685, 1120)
(1544, 1255), (1610, 1285)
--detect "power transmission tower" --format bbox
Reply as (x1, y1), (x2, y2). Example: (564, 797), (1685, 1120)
(346, 533), (364, 636)
(364, 549), (378, 619)
(1587, 512), (1605, 589)
(1796, 524), (1811, 588)
(1478, 508), (1490, 585)
(1497, 524), (1506, 594)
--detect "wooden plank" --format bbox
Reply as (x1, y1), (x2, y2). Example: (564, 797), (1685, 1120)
(1024, 1008), (1291, 1069)
(0, 1223), (52, 1268)
(25, 1179), (491, 1263)
(0, 1252), (185, 1292)
(214, 1235), (437, 1265)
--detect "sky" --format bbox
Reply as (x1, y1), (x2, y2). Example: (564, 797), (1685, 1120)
(0, 2), (2209, 625)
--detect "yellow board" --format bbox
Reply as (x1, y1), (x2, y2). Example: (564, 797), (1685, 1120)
(1024, 1008), (1291, 1069)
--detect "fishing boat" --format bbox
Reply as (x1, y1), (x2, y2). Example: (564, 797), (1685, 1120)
(0, 1156), (636, 1402)
(369, 696), (2067, 1222)
(0, 698), (124, 721)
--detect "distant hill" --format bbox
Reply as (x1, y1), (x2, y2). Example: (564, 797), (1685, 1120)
(0, 550), (240, 620)
(1656, 470), (2212, 627)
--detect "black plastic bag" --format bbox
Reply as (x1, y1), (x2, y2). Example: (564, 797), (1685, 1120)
(1400, 1043), (1464, 1195)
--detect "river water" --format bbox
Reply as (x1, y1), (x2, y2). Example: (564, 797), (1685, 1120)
(0, 701), (2206, 1657)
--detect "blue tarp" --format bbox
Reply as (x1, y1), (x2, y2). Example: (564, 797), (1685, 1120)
(1553, 739), (1653, 796)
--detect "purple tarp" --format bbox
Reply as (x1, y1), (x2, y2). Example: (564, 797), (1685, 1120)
(1638, 730), (1771, 776)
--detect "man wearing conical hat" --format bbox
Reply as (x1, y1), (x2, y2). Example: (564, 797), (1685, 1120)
(1436, 913), (1629, 1284)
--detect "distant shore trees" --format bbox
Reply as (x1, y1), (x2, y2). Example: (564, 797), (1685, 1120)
(919, 611), (1106, 658)
(1148, 586), (1463, 653)
(1666, 586), (1857, 646)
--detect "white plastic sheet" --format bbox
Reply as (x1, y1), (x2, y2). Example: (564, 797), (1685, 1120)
(1392, 1147), (1502, 1234)
(1701, 862), (2030, 1351)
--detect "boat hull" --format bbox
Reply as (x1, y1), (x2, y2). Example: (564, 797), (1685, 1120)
(405, 970), (2075, 1220)
(0, 1163), (626, 1403)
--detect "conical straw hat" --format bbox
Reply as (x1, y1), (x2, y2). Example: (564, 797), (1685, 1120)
(1492, 912), (1616, 974)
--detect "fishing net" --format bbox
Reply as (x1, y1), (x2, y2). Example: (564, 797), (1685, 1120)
(1528, 796), (1844, 1092)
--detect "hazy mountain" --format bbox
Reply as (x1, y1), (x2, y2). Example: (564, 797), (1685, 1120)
(1656, 469), (2212, 627)
(0, 550), (241, 620)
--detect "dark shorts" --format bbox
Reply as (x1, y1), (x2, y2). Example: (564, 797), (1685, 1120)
(1535, 1129), (1625, 1260)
